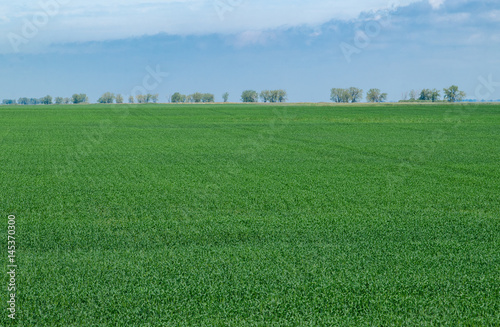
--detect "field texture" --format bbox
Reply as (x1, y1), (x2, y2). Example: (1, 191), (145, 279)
(1, 103), (499, 326)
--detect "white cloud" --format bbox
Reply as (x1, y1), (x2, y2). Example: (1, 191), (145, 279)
(428, 0), (445, 9)
(233, 30), (278, 47)
(484, 10), (500, 22)
(0, 0), (420, 53)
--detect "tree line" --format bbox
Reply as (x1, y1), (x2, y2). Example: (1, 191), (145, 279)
(98, 92), (161, 104)
(401, 86), (466, 103)
(240, 90), (287, 103)
(1, 85), (467, 105)
(171, 92), (215, 103)
(2, 94), (88, 105)
(330, 85), (466, 103)
(330, 87), (388, 103)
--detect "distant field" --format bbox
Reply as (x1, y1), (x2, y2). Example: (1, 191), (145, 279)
(1, 103), (499, 325)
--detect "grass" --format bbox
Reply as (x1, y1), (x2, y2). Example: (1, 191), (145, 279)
(1, 103), (499, 326)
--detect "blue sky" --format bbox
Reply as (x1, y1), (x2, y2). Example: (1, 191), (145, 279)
(1, 0), (499, 102)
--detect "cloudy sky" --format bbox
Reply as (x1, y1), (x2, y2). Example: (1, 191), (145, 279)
(1, 0), (499, 102)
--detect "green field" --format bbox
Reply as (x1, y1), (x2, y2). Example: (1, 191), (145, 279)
(1, 103), (499, 326)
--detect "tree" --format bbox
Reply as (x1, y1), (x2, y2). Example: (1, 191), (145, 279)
(151, 94), (159, 103)
(74, 94), (86, 104)
(128, 96), (134, 104)
(222, 92), (229, 103)
(140, 93), (157, 103)
(348, 87), (363, 103)
(260, 90), (271, 103)
(191, 92), (203, 103)
(260, 89), (287, 103)
(419, 89), (432, 101)
(341, 90), (351, 103)
(81, 94), (89, 104)
(135, 94), (156, 103)
(2, 99), (16, 105)
(185, 92), (214, 103)
(18, 97), (29, 105)
(330, 88), (351, 103)
(55, 97), (64, 105)
(116, 94), (124, 104)
(72, 93), (88, 104)
(430, 89), (440, 102)
(330, 88), (342, 103)
(202, 93), (214, 103)
(270, 90), (279, 103)
(171, 92), (186, 103)
(64, 97), (71, 104)
(241, 90), (258, 102)
(29, 98), (41, 105)
(41, 95), (52, 105)
(367, 89), (387, 103)
(276, 89), (287, 103)
(98, 92), (115, 104)
(443, 85), (466, 102)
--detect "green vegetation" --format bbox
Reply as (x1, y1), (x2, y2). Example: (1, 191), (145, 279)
(1, 85), (471, 105)
(72, 93), (89, 104)
(444, 85), (467, 102)
(403, 86), (466, 103)
(171, 92), (186, 103)
(116, 94), (124, 104)
(419, 88), (441, 102)
(1, 103), (498, 325)
(2, 99), (16, 105)
(98, 92), (116, 104)
(366, 88), (388, 103)
(136, 93), (159, 104)
(241, 90), (259, 102)
(171, 92), (215, 103)
(260, 90), (288, 103)
(330, 87), (363, 103)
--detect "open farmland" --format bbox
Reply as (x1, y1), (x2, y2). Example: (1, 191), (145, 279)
(1, 103), (499, 325)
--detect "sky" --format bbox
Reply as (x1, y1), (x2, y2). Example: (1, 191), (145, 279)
(1, 0), (499, 102)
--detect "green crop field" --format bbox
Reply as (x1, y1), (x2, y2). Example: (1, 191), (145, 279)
(1, 103), (499, 326)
